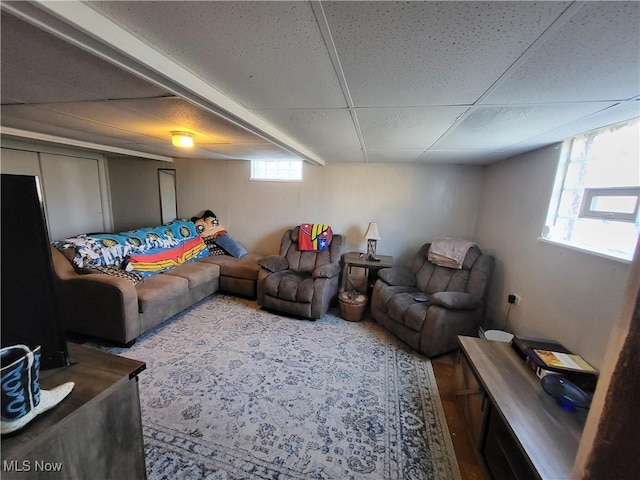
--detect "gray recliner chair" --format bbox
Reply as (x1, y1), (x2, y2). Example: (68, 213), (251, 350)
(371, 242), (494, 357)
(257, 227), (343, 319)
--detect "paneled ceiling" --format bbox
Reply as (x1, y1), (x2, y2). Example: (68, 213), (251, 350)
(1, 1), (639, 165)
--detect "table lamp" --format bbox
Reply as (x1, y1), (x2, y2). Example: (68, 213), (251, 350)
(364, 222), (381, 261)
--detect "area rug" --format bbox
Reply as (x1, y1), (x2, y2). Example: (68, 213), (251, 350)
(90, 294), (461, 480)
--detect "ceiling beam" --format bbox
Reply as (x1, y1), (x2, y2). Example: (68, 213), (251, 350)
(0, 127), (175, 162)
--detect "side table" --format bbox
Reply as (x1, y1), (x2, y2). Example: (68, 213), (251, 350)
(340, 252), (394, 293)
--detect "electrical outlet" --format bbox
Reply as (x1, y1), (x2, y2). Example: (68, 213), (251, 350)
(507, 293), (522, 305)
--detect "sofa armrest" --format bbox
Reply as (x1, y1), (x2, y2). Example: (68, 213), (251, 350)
(56, 273), (141, 343)
(430, 292), (482, 310)
(313, 263), (341, 279)
(258, 255), (289, 272)
(378, 267), (415, 287)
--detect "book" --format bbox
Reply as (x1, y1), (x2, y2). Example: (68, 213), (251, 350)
(531, 349), (597, 374)
(510, 335), (569, 360)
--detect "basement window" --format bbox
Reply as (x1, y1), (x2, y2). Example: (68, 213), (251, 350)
(542, 117), (640, 262)
(250, 160), (302, 182)
(579, 187), (640, 222)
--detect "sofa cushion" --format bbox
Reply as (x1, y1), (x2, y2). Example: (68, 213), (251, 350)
(263, 271), (314, 303)
(430, 291), (482, 310)
(313, 263), (341, 279)
(376, 284), (418, 311)
(136, 274), (189, 313)
(198, 253), (261, 280)
(164, 262), (220, 289)
(257, 255), (288, 273)
(378, 267), (415, 287)
(387, 293), (430, 332)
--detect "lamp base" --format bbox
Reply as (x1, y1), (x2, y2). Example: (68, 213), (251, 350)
(366, 239), (379, 261)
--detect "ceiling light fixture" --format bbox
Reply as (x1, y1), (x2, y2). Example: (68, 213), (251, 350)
(171, 132), (194, 148)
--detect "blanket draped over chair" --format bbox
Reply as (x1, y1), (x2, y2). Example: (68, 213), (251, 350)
(427, 237), (477, 269)
(298, 223), (332, 251)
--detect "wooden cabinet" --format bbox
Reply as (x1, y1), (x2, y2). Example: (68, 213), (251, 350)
(454, 351), (488, 449)
(1, 343), (146, 479)
(455, 336), (587, 480)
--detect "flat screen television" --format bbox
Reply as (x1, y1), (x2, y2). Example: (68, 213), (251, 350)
(1, 173), (71, 369)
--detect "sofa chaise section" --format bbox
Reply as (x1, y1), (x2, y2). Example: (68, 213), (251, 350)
(198, 253), (262, 298)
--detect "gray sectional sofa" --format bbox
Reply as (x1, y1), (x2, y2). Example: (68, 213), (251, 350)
(50, 220), (262, 346)
(51, 247), (221, 346)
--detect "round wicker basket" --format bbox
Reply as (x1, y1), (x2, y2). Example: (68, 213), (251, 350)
(338, 291), (368, 322)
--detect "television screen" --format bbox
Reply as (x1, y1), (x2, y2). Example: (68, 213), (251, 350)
(1, 174), (70, 369)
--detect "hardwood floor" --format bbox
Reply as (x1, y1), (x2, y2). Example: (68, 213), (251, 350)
(432, 351), (488, 480)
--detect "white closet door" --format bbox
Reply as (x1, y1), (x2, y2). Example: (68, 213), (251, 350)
(40, 153), (104, 240)
(0, 148), (41, 176)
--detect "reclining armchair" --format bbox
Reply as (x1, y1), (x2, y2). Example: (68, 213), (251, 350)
(257, 227), (343, 319)
(371, 242), (494, 357)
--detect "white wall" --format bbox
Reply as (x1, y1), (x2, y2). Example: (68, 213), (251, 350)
(173, 159), (485, 263)
(475, 144), (631, 370)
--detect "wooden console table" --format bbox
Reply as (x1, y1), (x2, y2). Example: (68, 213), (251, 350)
(455, 336), (587, 480)
(1, 343), (147, 479)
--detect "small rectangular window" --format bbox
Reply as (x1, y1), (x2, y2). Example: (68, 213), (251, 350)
(250, 160), (302, 182)
(579, 187), (640, 222)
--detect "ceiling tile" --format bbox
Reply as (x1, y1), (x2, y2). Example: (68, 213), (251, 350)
(0, 13), (169, 103)
(200, 143), (301, 161)
(512, 100), (640, 150)
(419, 150), (495, 164)
(323, 1), (571, 107)
(1, 66), (105, 104)
(89, 1), (347, 109)
(308, 149), (366, 163)
(357, 107), (468, 150)
(484, 1), (640, 104)
(434, 103), (617, 151)
(1, 105), (162, 144)
(366, 150), (425, 163)
(3, 97), (274, 145)
(254, 108), (360, 149)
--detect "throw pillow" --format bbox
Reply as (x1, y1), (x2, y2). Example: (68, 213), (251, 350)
(213, 233), (247, 258)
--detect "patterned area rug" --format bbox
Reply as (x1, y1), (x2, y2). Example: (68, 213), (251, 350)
(91, 295), (460, 480)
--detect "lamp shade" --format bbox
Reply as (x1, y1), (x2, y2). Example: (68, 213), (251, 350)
(171, 132), (194, 148)
(364, 222), (381, 240)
